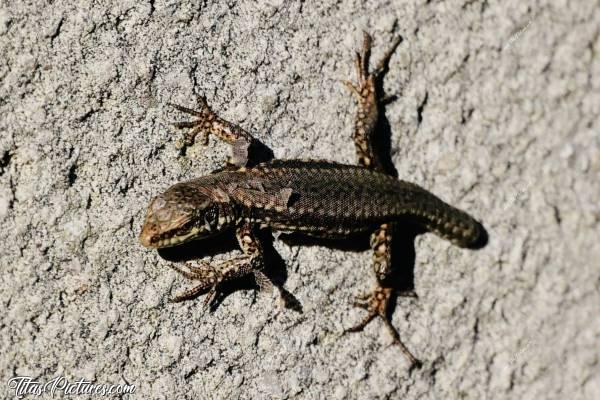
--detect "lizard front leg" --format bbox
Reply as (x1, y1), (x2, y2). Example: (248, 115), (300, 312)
(168, 95), (258, 168)
(169, 223), (271, 308)
(342, 33), (420, 367)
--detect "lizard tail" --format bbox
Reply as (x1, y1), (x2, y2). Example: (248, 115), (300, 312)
(431, 205), (485, 249)
(403, 197), (487, 249)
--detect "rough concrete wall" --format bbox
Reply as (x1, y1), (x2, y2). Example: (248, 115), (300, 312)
(1, 1), (598, 399)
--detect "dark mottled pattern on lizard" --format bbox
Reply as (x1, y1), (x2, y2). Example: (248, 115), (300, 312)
(140, 33), (486, 368)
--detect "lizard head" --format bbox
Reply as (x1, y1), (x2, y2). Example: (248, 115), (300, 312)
(139, 182), (226, 249)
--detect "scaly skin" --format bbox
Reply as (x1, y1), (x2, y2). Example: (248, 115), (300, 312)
(140, 160), (480, 248)
(140, 33), (486, 368)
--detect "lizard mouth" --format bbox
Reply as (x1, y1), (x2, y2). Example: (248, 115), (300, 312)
(140, 226), (205, 249)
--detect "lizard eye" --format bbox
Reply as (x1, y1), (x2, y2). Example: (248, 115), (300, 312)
(203, 207), (219, 231)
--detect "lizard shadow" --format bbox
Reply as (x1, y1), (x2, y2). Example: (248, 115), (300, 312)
(280, 219), (487, 294)
(280, 224), (421, 296)
(157, 229), (302, 313)
(156, 226), (417, 314)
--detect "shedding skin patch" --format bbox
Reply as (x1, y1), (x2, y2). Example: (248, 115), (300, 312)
(155, 207), (172, 222)
(152, 196), (167, 212)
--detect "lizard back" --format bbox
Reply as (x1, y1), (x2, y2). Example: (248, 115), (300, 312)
(216, 160), (482, 247)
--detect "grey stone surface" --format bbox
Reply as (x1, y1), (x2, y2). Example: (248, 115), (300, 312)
(1, 1), (599, 399)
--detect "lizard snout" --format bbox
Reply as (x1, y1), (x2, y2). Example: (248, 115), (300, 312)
(139, 223), (159, 248)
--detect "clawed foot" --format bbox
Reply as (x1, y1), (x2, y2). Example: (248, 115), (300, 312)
(168, 95), (255, 167)
(168, 261), (221, 310)
(168, 95), (217, 149)
(342, 32), (402, 104)
(168, 260), (273, 310)
(345, 286), (421, 368)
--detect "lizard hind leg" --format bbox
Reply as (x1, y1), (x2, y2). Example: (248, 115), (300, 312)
(342, 32), (402, 171)
(345, 224), (421, 368)
(345, 286), (420, 368)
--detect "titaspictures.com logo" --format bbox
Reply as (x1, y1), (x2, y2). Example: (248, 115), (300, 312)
(7, 376), (136, 399)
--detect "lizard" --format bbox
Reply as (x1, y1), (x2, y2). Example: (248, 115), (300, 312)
(139, 33), (485, 368)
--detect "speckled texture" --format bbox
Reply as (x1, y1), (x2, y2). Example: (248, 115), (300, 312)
(1, 1), (598, 399)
